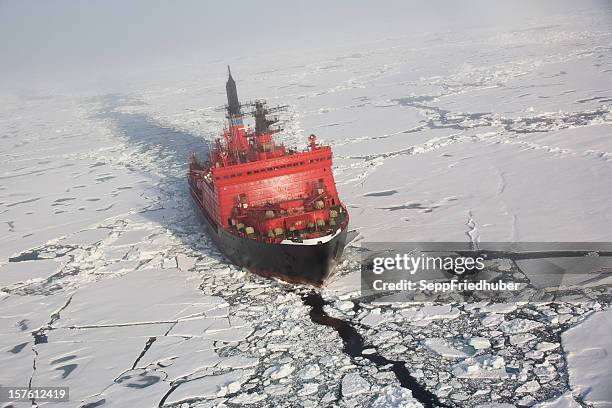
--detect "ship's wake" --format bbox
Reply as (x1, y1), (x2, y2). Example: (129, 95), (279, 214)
(302, 292), (449, 408)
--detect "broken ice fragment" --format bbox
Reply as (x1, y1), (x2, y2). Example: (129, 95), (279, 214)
(298, 364), (320, 380)
(267, 363), (295, 380)
(370, 385), (424, 408)
(452, 354), (507, 378)
(468, 337), (491, 350)
(423, 338), (471, 358)
(341, 373), (370, 397)
(500, 318), (544, 334)
(516, 380), (541, 394)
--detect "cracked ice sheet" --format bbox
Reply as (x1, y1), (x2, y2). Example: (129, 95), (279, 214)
(130, 336), (257, 383)
(0, 96), (156, 261)
(562, 308), (612, 407)
(24, 268), (255, 406)
(0, 258), (64, 286)
(534, 392), (581, 408)
(301, 103), (425, 149)
(338, 135), (612, 243)
(0, 294), (72, 385)
(165, 369), (255, 405)
(56, 268), (226, 328)
(33, 325), (172, 408)
(436, 54), (612, 118)
(0, 6), (611, 408)
(521, 124), (612, 160)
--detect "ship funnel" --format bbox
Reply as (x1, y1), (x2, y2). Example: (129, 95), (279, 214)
(226, 65), (241, 116)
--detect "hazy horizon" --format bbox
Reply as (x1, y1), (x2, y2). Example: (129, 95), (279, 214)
(1, 0), (611, 92)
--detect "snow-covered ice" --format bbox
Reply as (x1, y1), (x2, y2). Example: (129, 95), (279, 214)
(562, 309), (612, 407)
(2, 2), (612, 407)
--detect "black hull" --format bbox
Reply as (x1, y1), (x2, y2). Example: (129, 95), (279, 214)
(190, 188), (348, 286)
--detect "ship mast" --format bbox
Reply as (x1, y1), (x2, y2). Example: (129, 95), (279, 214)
(219, 67), (289, 164)
(226, 66), (241, 116)
(223, 66), (249, 163)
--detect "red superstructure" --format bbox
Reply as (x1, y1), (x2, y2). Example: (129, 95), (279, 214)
(188, 68), (348, 285)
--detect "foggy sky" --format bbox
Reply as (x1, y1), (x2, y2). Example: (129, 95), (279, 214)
(1, 0), (609, 92)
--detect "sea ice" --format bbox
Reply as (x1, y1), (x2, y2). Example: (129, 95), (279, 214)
(341, 373), (370, 397)
(468, 337), (492, 350)
(370, 385), (424, 408)
(423, 338), (471, 358)
(267, 363), (295, 380)
(451, 354), (507, 379)
(562, 309), (612, 406)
